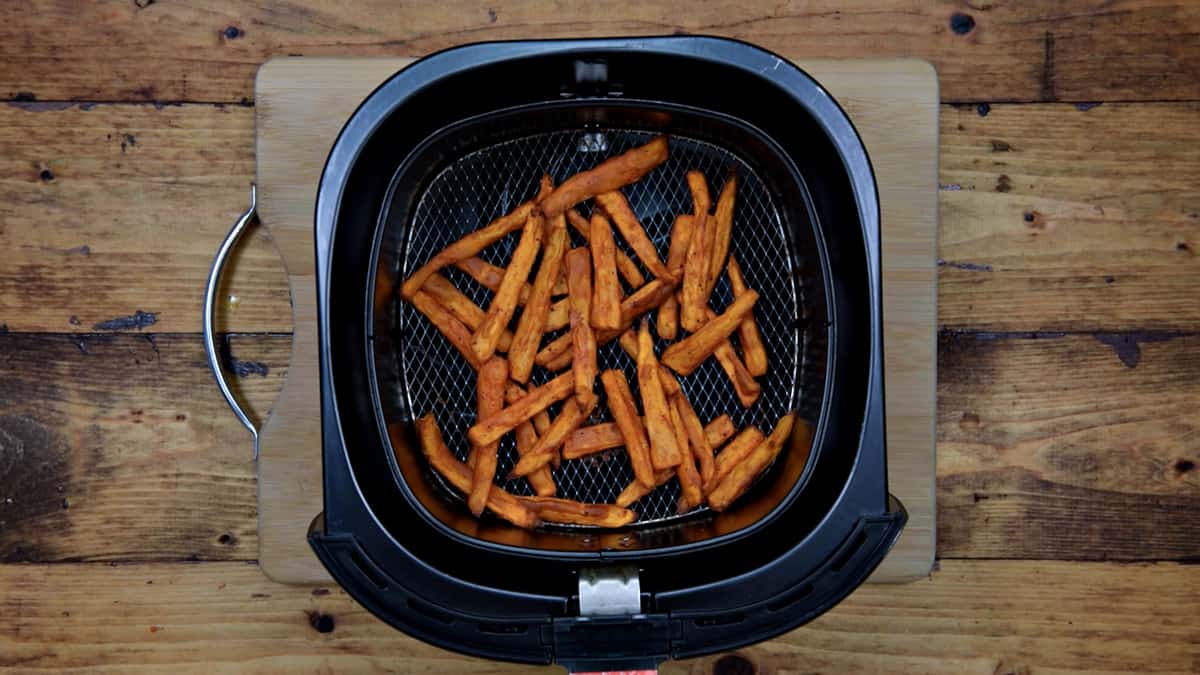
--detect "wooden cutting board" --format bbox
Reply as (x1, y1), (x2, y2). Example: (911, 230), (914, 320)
(254, 56), (937, 585)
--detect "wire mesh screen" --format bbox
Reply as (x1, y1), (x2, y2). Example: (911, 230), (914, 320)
(395, 128), (805, 526)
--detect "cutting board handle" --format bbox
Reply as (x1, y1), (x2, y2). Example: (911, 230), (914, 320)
(203, 183), (262, 458)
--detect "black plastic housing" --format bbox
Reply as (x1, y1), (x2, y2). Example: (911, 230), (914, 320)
(309, 36), (905, 669)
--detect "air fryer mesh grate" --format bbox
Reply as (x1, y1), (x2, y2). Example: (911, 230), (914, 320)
(395, 128), (805, 526)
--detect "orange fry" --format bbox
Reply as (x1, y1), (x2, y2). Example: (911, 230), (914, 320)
(673, 390), (716, 485)
(471, 211), (543, 362)
(589, 211), (622, 331)
(708, 172), (738, 293)
(454, 257), (570, 330)
(469, 358), (508, 516)
(704, 426), (766, 494)
(709, 412), (796, 511)
(401, 175), (552, 299)
(539, 136), (669, 218)
(679, 208), (711, 332)
(595, 190), (673, 281)
(600, 369), (655, 488)
(565, 248), (597, 401)
(538, 278), (677, 371)
(669, 398), (703, 510)
(468, 372), (573, 447)
(517, 496), (636, 527)
(705, 414), (736, 448)
(726, 255), (768, 377)
(662, 290), (759, 376)
(414, 413), (539, 529)
(615, 469), (673, 508)
(714, 340), (762, 408)
(686, 170), (712, 216)
(408, 290), (482, 369)
(637, 321), (683, 470)
(564, 415), (731, 461)
(420, 274), (514, 352)
(567, 209), (645, 288)
(657, 214), (696, 339)
(453, 256), (565, 303)
(505, 386), (556, 497)
(509, 213), (568, 383)
(509, 394), (595, 478)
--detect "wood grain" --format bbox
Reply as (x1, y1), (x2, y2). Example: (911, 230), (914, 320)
(939, 102), (1200, 331)
(0, 333), (283, 562)
(1, 560), (1196, 673)
(2, 2), (1200, 103)
(3, 100), (1196, 333)
(0, 102), (289, 333)
(939, 332), (1200, 560)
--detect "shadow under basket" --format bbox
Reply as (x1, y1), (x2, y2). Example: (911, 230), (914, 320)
(308, 36), (905, 672)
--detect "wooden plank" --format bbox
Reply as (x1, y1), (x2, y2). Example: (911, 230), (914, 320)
(3, 331), (1197, 563)
(938, 332), (1200, 560)
(253, 56), (937, 583)
(0, 333), (284, 562)
(2, 100), (1196, 333)
(0, 102), (289, 334)
(2, 2), (1200, 103)
(1, 560), (1196, 673)
(939, 102), (1200, 331)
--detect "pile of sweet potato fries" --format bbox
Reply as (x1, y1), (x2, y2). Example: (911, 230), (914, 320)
(400, 136), (796, 529)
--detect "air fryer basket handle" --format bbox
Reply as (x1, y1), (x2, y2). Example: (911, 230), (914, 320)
(203, 184), (261, 458)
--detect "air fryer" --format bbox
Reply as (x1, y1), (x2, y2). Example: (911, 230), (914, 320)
(308, 36), (906, 672)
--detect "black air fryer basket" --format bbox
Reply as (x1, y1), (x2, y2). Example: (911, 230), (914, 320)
(307, 36), (905, 672)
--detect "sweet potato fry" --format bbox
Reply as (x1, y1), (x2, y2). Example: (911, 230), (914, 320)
(469, 358), (508, 515)
(708, 172), (738, 293)
(453, 256), (566, 305)
(564, 415), (731, 461)
(518, 496), (636, 527)
(539, 136), (669, 218)
(595, 190), (673, 281)
(600, 369), (655, 488)
(637, 321), (683, 470)
(408, 290), (482, 369)
(589, 211), (622, 331)
(420, 274), (514, 352)
(567, 209), (645, 287)
(615, 469), (674, 508)
(657, 214), (695, 339)
(414, 413), (539, 528)
(704, 426), (766, 494)
(679, 209), (710, 332)
(686, 170), (712, 216)
(706, 414), (736, 448)
(509, 394), (595, 478)
(400, 175), (552, 299)
(565, 248), (597, 401)
(708, 412), (796, 511)
(669, 398), (703, 509)
(506, 386), (556, 496)
(468, 372), (573, 447)
(714, 338), (762, 408)
(562, 422), (623, 460)
(471, 211), (544, 362)
(509, 213), (568, 383)
(538, 278), (677, 371)
(662, 290), (759, 376)
(726, 255), (767, 376)
(673, 390), (716, 485)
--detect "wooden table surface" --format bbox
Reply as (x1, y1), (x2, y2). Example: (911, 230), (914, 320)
(1, 2), (1197, 673)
